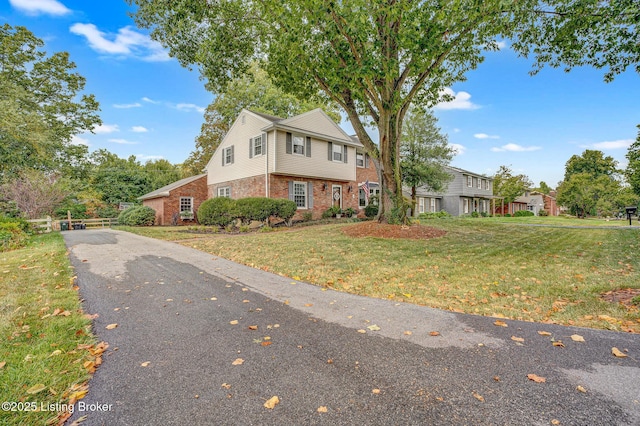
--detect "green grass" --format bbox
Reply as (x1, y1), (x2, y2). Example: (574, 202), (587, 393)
(121, 219), (640, 332)
(481, 215), (638, 227)
(0, 233), (97, 425)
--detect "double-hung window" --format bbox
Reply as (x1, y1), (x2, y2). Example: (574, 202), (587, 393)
(477, 178), (481, 189)
(222, 146), (234, 166)
(356, 153), (365, 167)
(217, 187), (230, 198)
(293, 181), (307, 208)
(467, 176), (472, 187)
(293, 135), (305, 155)
(251, 135), (263, 157)
(332, 143), (343, 162)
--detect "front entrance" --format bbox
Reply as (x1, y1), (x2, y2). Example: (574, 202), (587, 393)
(332, 185), (342, 209)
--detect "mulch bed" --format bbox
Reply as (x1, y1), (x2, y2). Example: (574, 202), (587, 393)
(601, 288), (640, 309)
(342, 221), (447, 240)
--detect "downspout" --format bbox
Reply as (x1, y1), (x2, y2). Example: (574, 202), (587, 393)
(265, 131), (269, 197)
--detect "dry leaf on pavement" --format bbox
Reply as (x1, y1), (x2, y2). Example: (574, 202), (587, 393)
(472, 392), (485, 402)
(612, 347), (628, 358)
(317, 406), (328, 413)
(511, 336), (525, 343)
(232, 358), (244, 365)
(571, 334), (585, 342)
(494, 320), (508, 327)
(105, 323), (118, 330)
(264, 396), (279, 409)
(538, 331), (552, 336)
(527, 374), (546, 383)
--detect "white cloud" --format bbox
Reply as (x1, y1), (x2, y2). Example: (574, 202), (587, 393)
(176, 103), (206, 114)
(474, 133), (500, 140)
(71, 135), (89, 146)
(136, 154), (164, 161)
(131, 126), (148, 133)
(113, 102), (142, 109)
(69, 23), (170, 62)
(142, 97), (160, 104)
(9, 0), (70, 16)
(434, 88), (480, 111)
(452, 128), (461, 133)
(450, 143), (466, 155)
(496, 40), (508, 50)
(92, 124), (120, 134)
(491, 143), (541, 152)
(108, 138), (138, 145)
(581, 139), (633, 150)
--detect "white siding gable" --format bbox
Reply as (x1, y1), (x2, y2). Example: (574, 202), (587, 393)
(278, 109), (354, 144)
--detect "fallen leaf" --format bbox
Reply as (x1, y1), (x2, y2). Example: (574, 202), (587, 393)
(472, 392), (485, 402)
(0, 361), (5, 369)
(372, 389), (381, 394)
(537, 331), (552, 336)
(26, 384), (47, 394)
(570, 334), (585, 343)
(357, 329), (366, 334)
(105, 323), (118, 330)
(264, 396), (279, 409)
(551, 420), (561, 425)
(49, 350), (62, 357)
(494, 320), (508, 327)
(210, 297), (217, 301)
(511, 336), (525, 342)
(261, 341), (272, 347)
(248, 325), (258, 330)
(552, 341), (565, 347)
(304, 303), (313, 307)
(577, 385), (587, 393)
(527, 374), (546, 383)
(221, 383), (231, 389)
(493, 376), (501, 382)
(429, 331), (441, 336)
(69, 389), (88, 401)
(229, 320), (239, 325)
(612, 347), (628, 358)
(367, 324), (380, 331)
(141, 361), (150, 367)
(317, 406), (328, 413)
(232, 358), (244, 365)
(404, 331), (412, 336)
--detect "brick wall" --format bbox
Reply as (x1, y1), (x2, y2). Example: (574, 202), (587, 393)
(144, 175), (208, 225)
(208, 175), (266, 200)
(356, 154), (379, 184)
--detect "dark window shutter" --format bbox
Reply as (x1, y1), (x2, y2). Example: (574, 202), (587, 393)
(230, 145), (234, 164)
(288, 181), (294, 201)
(343, 145), (348, 163)
(365, 154), (369, 168)
(221, 148), (225, 166)
(307, 182), (313, 208)
(262, 133), (267, 155)
(328, 142), (333, 161)
(286, 133), (292, 154)
(306, 137), (311, 157)
(249, 138), (253, 159)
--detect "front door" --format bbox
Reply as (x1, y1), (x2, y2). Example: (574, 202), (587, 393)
(332, 185), (342, 209)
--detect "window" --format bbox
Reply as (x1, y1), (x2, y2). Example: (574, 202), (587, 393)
(477, 178), (481, 189)
(217, 187), (230, 198)
(332, 143), (343, 162)
(467, 176), (472, 187)
(356, 153), (365, 167)
(485, 180), (491, 191)
(222, 146), (234, 166)
(359, 188), (367, 208)
(293, 181), (307, 208)
(418, 198), (426, 214)
(251, 135), (263, 157)
(180, 197), (193, 213)
(463, 199), (470, 214)
(430, 198), (436, 212)
(293, 135), (305, 155)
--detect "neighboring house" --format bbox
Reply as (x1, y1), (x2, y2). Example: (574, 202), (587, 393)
(400, 166), (494, 217)
(206, 108), (365, 219)
(139, 174), (207, 225)
(498, 191), (559, 216)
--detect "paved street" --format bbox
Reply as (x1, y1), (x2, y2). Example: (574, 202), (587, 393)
(63, 229), (640, 425)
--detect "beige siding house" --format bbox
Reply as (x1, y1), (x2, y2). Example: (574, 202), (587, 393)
(206, 109), (364, 219)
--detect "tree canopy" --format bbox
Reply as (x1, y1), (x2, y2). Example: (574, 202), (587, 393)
(0, 24), (101, 181)
(625, 126), (640, 198)
(564, 149), (619, 181)
(130, 0), (638, 222)
(493, 165), (533, 205)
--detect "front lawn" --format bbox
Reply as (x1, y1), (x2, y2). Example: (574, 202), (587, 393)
(119, 219), (640, 332)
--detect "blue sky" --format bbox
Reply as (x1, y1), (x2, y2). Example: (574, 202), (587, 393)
(3, 0), (639, 188)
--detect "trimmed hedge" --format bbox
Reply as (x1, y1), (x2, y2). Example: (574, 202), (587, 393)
(118, 206), (156, 226)
(197, 197), (298, 227)
(514, 210), (535, 217)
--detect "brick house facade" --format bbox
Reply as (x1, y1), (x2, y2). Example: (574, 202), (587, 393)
(139, 174), (207, 225)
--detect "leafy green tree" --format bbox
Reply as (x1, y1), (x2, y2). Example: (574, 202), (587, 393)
(130, 0), (638, 223)
(89, 150), (152, 205)
(183, 64), (341, 175)
(535, 181), (553, 195)
(0, 24), (100, 180)
(400, 108), (454, 216)
(564, 150), (619, 181)
(557, 172), (622, 218)
(144, 159), (183, 191)
(625, 125), (640, 198)
(493, 165), (533, 206)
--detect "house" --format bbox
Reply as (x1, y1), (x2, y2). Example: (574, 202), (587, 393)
(139, 174), (207, 225)
(398, 166), (494, 217)
(206, 108), (367, 219)
(496, 191), (559, 216)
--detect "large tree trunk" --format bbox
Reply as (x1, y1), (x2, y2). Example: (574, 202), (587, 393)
(376, 110), (408, 224)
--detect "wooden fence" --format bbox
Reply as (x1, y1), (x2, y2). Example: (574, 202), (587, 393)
(26, 217), (118, 232)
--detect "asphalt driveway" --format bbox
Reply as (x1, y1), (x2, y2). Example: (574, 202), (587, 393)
(63, 229), (640, 425)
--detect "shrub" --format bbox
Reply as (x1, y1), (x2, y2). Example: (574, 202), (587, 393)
(504, 213), (512, 217)
(302, 212), (313, 222)
(239, 225), (251, 233)
(0, 216), (31, 251)
(197, 198), (236, 227)
(481, 211), (488, 218)
(234, 197), (274, 224)
(96, 205), (119, 218)
(471, 211), (479, 218)
(418, 210), (452, 220)
(272, 199), (297, 224)
(118, 206), (156, 226)
(538, 209), (549, 217)
(514, 210), (534, 217)
(344, 207), (357, 217)
(364, 203), (378, 218)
